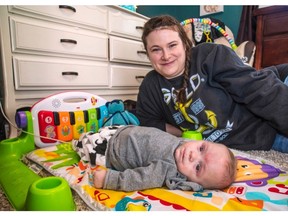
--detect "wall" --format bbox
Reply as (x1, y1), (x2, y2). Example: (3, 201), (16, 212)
(136, 5), (243, 44)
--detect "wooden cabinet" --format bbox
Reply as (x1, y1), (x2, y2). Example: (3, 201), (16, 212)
(13, 56), (110, 89)
(10, 15), (109, 59)
(253, 6), (288, 69)
(0, 5), (151, 137)
(8, 5), (109, 31)
(109, 36), (149, 65)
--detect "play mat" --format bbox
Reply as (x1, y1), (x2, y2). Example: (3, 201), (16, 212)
(1, 91), (287, 211)
(26, 144), (288, 211)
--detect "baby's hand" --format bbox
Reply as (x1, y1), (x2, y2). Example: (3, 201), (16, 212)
(93, 167), (107, 188)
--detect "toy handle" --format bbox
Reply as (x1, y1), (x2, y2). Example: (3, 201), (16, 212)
(15, 111), (28, 128)
(32, 91), (107, 112)
(57, 92), (95, 105)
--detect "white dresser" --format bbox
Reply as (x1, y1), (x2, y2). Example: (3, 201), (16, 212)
(0, 5), (151, 137)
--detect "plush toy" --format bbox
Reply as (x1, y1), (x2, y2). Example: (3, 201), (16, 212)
(103, 99), (140, 127)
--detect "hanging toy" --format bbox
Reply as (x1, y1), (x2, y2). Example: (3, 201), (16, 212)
(180, 18), (238, 50)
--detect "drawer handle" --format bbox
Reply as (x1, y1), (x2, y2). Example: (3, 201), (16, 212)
(137, 51), (147, 55)
(62, 71), (78, 76)
(136, 26), (144, 30)
(135, 76), (145, 79)
(59, 5), (76, 13)
(60, 39), (77, 45)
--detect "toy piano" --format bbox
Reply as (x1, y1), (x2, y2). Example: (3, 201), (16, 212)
(15, 91), (108, 148)
(0, 91), (108, 210)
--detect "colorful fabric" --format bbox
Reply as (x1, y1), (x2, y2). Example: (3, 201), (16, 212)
(26, 144), (288, 211)
(72, 126), (121, 166)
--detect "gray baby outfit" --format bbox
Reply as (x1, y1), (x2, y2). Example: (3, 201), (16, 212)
(73, 125), (203, 192)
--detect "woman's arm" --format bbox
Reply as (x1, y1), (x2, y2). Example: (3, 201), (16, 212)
(208, 44), (288, 135)
(166, 123), (182, 137)
(136, 73), (167, 131)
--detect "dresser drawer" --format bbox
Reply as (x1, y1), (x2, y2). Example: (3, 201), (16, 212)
(263, 11), (288, 37)
(8, 5), (108, 31)
(109, 36), (150, 65)
(10, 15), (108, 60)
(262, 37), (288, 67)
(111, 64), (151, 87)
(108, 8), (147, 40)
(13, 55), (109, 90)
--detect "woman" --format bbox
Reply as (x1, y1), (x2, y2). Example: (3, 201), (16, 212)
(136, 15), (288, 152)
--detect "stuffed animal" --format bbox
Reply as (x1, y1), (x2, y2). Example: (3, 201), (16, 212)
(103, 99), (140, 127)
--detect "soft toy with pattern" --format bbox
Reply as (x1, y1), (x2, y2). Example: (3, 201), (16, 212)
(103, 99), (140, 126)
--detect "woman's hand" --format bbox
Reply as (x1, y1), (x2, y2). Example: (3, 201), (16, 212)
(166, 123), (183, 137)
(93, 167), (107, 188)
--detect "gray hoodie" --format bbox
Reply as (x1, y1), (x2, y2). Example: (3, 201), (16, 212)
(104, 125), (203, 192)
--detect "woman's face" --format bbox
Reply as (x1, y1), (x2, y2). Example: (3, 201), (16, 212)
(146, 29), (186, 79)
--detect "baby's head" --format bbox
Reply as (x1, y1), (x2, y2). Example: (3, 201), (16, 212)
(174, 140), (237, 190)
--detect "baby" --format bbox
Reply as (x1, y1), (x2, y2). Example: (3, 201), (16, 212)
(72, 125), (237, 192)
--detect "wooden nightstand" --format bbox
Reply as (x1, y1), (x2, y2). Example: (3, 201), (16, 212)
(253, 6), (288, 69)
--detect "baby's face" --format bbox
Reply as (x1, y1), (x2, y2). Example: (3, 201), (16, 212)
(174, 140), (234, 189)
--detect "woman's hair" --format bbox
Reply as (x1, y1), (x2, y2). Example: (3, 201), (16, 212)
(142, 15), (192, 104)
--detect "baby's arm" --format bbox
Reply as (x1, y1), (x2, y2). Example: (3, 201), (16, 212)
(102, 161), (170, 191)
(93, 168), (107, 188)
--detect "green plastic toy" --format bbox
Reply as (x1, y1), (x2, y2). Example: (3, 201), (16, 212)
(25, 176), (75, 211)
(0, 111), (40, 210)
(182, 130), (203, 140)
